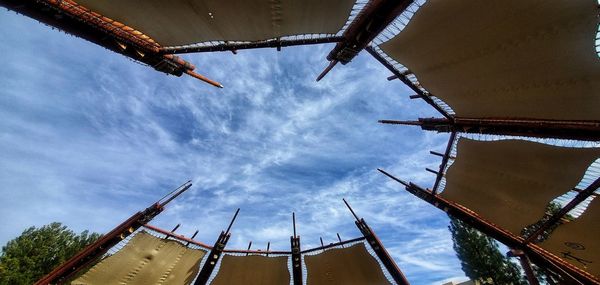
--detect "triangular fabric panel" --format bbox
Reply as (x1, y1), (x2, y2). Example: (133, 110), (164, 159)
(210, 255), (290, 285)
(542, 199), (600, 278)
(379, 0), (600, 120)
(75, 0), (356, 46)
(71, 231), (206, 285)
(304, 243), (391, 285)
(441, 138), (600, 235)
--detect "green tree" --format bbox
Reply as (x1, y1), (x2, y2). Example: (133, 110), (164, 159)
(449, 216), (527, 285)
(520, 202), (575, 283)
(521, 202), (574, 243)
(0, 222), (101, 285)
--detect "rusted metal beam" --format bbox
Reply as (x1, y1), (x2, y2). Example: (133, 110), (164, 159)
(327, 0), (413, 64)
(1, 0), (221, 86)
(1, 0), (156, 60)
(366, 47), (453, 119)
(35, 181), (193, 285)
(145, 224), (367, 256)
(161, 36), (344, 54)
(524, 177), (600, 244)
(38, 0), (157, 51)
(185, 70), (224, 88)
(379, 120), (423, 126)
(222, 248), (290, 255)
(343, 199), (411, 285)
(508, 249), (541, 285)
(379, 117), (600, 141)
(316, 60), (339, 81)
(143, 224), (212, 249)
(193, 208), (240, 285)
(377, 168), (600, 285)
(316, 0), (414, 80)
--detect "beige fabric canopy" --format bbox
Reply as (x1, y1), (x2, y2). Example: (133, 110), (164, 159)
(210, 255), (290, 285)
(379, 0), (600, 120)
(304, 243), (390, 285)
(75, 0), (356, 46)
(441, 138), (600, 235)
(71, 231), (206, 285)
(542, 199), (600, 278)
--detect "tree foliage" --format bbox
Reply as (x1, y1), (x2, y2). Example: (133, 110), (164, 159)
(519, 201), (574, 283)
(448, 216), (526, 285)
(521, 202), (573, 243)
(0, 222), (101, 285)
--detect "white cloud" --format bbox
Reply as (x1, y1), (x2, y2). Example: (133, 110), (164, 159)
(0, 10), (465, 284)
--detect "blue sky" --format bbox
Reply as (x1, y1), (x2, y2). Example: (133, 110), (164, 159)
(0, 9), (469, 284)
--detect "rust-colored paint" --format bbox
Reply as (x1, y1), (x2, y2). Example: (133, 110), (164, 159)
(185, 70), (224, 88)
(163, 54), (196, 71)
(378, 117), (600, 141)
(378, 168), (600, 284)
(44, 0), (160, 53)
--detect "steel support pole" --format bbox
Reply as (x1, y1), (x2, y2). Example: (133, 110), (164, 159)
(343, 199), (411, 285)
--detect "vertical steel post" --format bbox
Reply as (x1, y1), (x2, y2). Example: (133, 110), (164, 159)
(193, 208), (240, 285)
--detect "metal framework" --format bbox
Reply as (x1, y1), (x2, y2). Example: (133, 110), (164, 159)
(193, 208), (240, 285)
(143, 223), (212, 249)
(0, 0), (222, 87)
(5, 0), (600, 282)
(343, 199), (411, 285)
(161, 36), (344, 54)
(508, 249), (541, 285)
(524, 177), (600, 244)
(145, 223), (368, 256)
(39, 201), (412, 285)
(379, 118), (600, 141)
(365, 46), (453, 119)
(316, 0), (414, 81)
(35, 181), (193, 285)
(377, 168), (600, 285)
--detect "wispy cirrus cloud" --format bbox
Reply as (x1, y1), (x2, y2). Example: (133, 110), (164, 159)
(1, 9), (464, 284)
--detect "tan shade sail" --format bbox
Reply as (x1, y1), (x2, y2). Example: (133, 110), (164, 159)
(379, 0), (600, 120)
(542, 199), (600, 278)
(304, 243), (390, 285)
(210, 255), (290, 285)
(71, 231), (206, 285)
(74, 0), (355, 46)
(441, 138), (600, 235)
